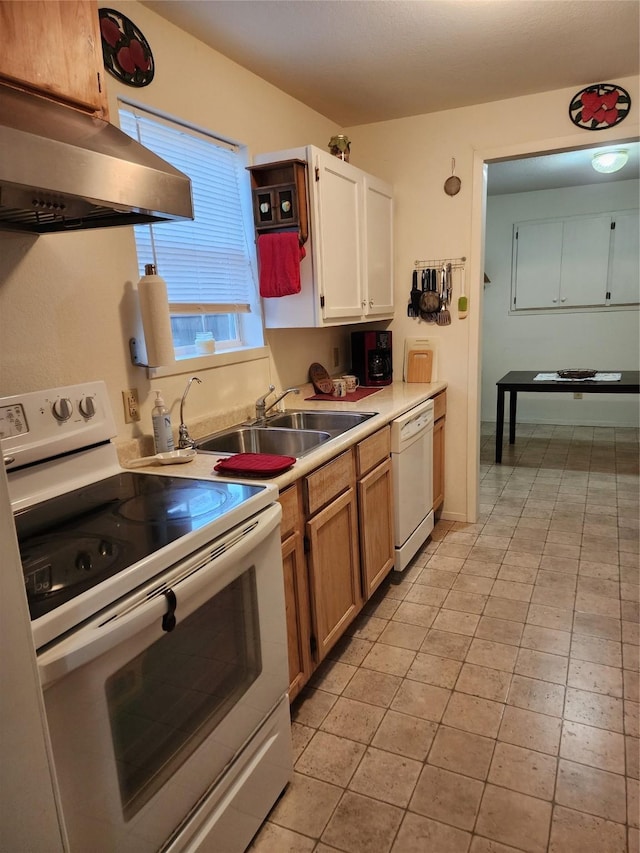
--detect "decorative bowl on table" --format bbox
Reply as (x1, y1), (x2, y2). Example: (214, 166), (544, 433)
(557, 369), (598, 379)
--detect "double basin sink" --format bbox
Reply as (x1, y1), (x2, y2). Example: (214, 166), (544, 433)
(196, 410), (377, 458)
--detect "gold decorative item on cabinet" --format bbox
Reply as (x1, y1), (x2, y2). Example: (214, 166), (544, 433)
(328, 134), (351, 162)
(247, 159), (308, 244)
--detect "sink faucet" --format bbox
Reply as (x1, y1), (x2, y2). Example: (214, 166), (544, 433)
(255, 384), (276, 421)
(178, 376), (202, 448)
(255, 385), (300, 421)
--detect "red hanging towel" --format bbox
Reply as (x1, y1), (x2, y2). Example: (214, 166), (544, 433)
(258, 232), (305, 297)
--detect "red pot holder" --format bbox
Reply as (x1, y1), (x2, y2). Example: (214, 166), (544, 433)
(213, 453), (296, 477)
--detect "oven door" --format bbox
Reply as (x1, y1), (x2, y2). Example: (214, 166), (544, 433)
(38, 502), (288, 853)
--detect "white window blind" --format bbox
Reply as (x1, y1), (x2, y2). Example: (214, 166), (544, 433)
(118, 105), (254, 310)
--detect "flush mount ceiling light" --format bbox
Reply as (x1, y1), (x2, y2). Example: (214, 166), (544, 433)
(591, 150), (629, 173)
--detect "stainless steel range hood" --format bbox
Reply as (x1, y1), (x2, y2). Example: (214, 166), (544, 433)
(0, 84), (193, 234)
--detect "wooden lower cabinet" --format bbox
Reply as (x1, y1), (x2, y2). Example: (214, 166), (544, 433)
(278, 483), (312, 702)
(356, 426), (394, 598)
(433, 392), (446, 513)
(279, 429), (395, 699)
(358, 457), (394, 597)
(304, 450), (361, 663)
(306, 487), (361, 661)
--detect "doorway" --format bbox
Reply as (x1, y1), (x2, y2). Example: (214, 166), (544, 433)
(467, 136), (639, 519)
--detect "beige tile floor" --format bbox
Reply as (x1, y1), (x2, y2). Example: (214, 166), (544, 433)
(250, 423), (639, 853)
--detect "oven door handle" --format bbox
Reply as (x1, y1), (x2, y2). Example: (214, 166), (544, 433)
(37, 502), (282, 689)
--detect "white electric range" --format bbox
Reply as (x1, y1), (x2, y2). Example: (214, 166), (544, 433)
(1, 381), (292, 853)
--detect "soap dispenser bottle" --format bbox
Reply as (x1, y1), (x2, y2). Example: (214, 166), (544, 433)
(152, 391), (175, 453)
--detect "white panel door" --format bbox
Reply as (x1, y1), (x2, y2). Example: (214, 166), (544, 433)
(609, 210), (640, 305)
(313, 150), (364, 321)
(559, 215), (611, 306)
(512, 221), (563, 309)
(364, 175), (394, 318)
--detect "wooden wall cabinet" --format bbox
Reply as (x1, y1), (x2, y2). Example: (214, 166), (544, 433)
(247, 159), (308, 243)
(433, 391), (446, 514)
(253, 145), (394, 328)
(356, 426), (395, 598)
(0, 1), (109, 117)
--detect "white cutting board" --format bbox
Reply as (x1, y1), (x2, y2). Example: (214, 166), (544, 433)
(403, 337), (438, 382)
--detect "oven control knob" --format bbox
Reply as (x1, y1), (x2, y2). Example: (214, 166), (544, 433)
(76, 551), (93, 572)
(52, 397), (73, 422)
(98, 539), (113, 557)
(79, 396), (96, 419)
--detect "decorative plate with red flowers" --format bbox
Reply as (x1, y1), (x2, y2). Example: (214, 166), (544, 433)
(569, 84), (631, 131)
(99, 8), (154, 87)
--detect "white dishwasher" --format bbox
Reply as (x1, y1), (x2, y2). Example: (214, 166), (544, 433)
(391, 398), (435, 571)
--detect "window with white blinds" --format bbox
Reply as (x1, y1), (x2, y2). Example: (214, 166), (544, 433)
(118, 103), (262, 355)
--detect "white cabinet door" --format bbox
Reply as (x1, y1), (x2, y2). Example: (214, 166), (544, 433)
(609, 210), (640, 305)
(559, 215), (611, 306)
(364, 174), (394, 318)
(313, 149), (364, 321)
(513, 221), (563, 309)
(254, 145), (394, 327)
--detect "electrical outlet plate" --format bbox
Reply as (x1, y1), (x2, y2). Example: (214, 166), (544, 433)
(122, 389), (140, 423)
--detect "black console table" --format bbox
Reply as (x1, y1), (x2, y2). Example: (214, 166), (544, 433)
(495, 370), (640, 463)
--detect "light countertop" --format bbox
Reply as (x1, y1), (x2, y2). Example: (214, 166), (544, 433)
(127, 379), (447, 491)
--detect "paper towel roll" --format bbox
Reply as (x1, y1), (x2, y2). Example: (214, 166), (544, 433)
(138, 268), (175, 367)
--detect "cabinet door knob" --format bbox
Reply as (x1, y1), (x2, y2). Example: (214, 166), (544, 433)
(369, 299), (374, 307)
(561, 297), (567, 303)
(552, 298), (558, 303)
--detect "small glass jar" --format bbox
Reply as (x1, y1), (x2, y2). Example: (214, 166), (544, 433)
(328, 134), (351, 162)
(195, 331), (215, 354)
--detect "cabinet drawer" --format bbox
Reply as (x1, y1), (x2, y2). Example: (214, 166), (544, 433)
(305, 450), (355, 516)
(279, 483), (302, 541)
(433, 391), (447, 421)
(356, 426), (390, 477)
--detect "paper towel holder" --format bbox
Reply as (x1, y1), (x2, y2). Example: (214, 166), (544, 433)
(129, 337), (151, 368)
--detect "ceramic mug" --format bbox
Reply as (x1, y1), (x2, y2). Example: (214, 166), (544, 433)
(332, 378), (347, 398)
(342, 375), (360, 393)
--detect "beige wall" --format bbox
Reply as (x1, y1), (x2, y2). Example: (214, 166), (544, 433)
(0, 0), (637, 523)
(0, 1), (338, 444)
(344, 76), (639, 520)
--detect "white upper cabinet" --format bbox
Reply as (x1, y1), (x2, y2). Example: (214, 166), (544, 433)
(512, 210), (638, 311)
(254, 145), (394, 328)
(559, 215), (611, 307)
(314, 151), (364, 321)
(512, 220), (563, 310)
(609, 210), (640, 305)
(363, 173), (395, 318)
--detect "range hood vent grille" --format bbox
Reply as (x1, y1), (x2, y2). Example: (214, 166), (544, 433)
(0, 196), (179, 234)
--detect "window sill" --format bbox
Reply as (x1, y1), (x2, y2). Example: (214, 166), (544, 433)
(146, 346), (269, 379)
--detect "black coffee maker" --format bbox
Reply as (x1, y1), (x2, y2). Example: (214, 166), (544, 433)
(351, 331), (393, 386)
